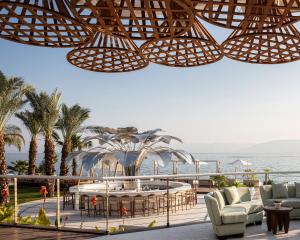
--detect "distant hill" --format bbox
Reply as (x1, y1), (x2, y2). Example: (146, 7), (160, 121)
(241, 140), (300, 153)
(174, 143), (252, 153)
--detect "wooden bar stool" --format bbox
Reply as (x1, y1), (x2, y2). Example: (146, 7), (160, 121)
(109, 195), (120, 217)
(147, 194), (159, 215)
(120, 195), (133, 218)
(133, 195), (146, 217)
(63, 189), (75, 210)
(80, 194), (91, 217)
(96, 195), (105, 217)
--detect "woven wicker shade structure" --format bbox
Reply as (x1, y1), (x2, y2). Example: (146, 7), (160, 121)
(67, 32), (149, 72)
(0, 0), (92, 47)
(70, 0), (195, 40)
(140, 18), (223, 67)
(222, 23), (300, 64)
(192, 0), (300, 30)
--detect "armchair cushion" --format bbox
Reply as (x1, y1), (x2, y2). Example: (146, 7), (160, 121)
(214, 190), (225, 210)
(295, 182), (300, 198)
(281, 198), (300, 208)
(221, 206), (247, 224)
(224, 187), (240, 205)
(234, 200), (263, 214)
(272, 183), (288, 199)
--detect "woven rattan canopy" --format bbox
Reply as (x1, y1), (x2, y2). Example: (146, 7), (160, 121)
(222, 21), (300, 64)
(70, 0), (195, 40)
(0, 0), (93, 47)
(140, 18), (223, 67)
(0, 0), (300, 71)
(67, 32), (149, 72)
(193, 0), (300, 29)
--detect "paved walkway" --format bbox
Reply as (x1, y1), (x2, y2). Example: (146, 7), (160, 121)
(18, 195), (208, 231)
(91, 220), (300, 240)
(0, 226), (98, 240)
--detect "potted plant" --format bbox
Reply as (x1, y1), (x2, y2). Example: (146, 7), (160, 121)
(243, 169), (260, 187)
(263, 168), (273, 185)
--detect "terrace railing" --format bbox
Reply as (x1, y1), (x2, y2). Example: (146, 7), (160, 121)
(0, 171), (299, 236)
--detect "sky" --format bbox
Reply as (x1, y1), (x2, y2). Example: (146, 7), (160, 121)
(1, 21), (300, 153)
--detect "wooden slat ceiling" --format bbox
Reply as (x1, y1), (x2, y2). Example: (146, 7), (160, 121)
(0, 0), (299, 71)
(193, 0), (300, 29)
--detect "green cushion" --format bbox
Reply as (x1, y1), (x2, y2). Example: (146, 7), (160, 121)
(224, 187), (241, 205)
(272, 183), (288, 199)
(237, 187), (251, 202)
(281, 198), (300, 208)
(295, 182), (300, 198)
(221, 206), (247, 224)
(214, 190), (225, 210)
(234, 200), (263, 214)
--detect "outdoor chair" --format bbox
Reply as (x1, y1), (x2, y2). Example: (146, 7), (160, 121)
(62, 189), (75, 210)
(133, 195), (146, 217)
(109, 195), (121, 217)
(96, 195), (105, 217)
(80, 194), (91, 217)
(120, 195), (133, 218)
(146, 194), (159, 215)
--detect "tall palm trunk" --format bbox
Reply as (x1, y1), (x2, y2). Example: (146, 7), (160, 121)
(28, 135), (37, 175)
(45, 135), (56, 196)
(0, 131), (8, 203)
(72, 158), (77, 176)
(60, 141), (71, 176)
(45, 136), (55, 175)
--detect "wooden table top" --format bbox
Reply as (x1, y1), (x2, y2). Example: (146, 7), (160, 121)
(263, 206), (293, 213)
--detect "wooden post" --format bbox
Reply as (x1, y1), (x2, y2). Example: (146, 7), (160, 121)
(167, 179), (170, 227)
(105, 180), (109, 234)
(14, 177), (18, 224)
(56, 178), (60, 229)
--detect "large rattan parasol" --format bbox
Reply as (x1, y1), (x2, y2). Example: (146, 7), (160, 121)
(67, 32), (149, 72)
(222, 22), (300, 64)
(70, 0), (195, 40)
(0, 0), (93, 47)
(140, 18), (224, 67)
(192, 0), (300, 30)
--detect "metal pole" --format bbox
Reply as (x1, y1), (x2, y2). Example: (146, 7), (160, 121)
(14, 177), (18, 225)
(105, 180), (109, 234)
(167, 178), (170, 227)
(56, 178), (60, 229)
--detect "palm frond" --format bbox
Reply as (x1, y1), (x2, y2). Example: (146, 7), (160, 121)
(4, 124), (25, 151)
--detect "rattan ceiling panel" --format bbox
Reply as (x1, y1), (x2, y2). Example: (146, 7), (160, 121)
(140, 18), (223, 67)
(67, 32), (149, 72)
(70, 0), (195, 40)
(222, 23), (300, 64)
(192, 0), (300, 29)
(0, 0), (93, 47)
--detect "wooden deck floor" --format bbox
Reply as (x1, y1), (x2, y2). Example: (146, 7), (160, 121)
(0, 226), (99, 240)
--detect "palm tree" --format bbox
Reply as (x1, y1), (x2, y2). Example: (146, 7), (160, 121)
(0, 71), (32, 203)
(56, 104), (90, 176)
(26, 90), (61, 181)
(15, 111), (41, 175)
(70, 134), (92, 176)
(8, 160), (29, 175)
(4, 125), (25, 151)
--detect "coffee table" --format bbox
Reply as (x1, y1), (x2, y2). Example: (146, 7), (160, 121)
(263, 206), (293, 234)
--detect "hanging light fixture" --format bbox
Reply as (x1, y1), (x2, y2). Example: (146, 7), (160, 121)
(140, 18), (223, 67)
(70, 0), (195, 40)
(0, 0), (93, 47)
(67, 32), (149, 72)
(222, 22), (300, 64)
(192, 0), (300, 29)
